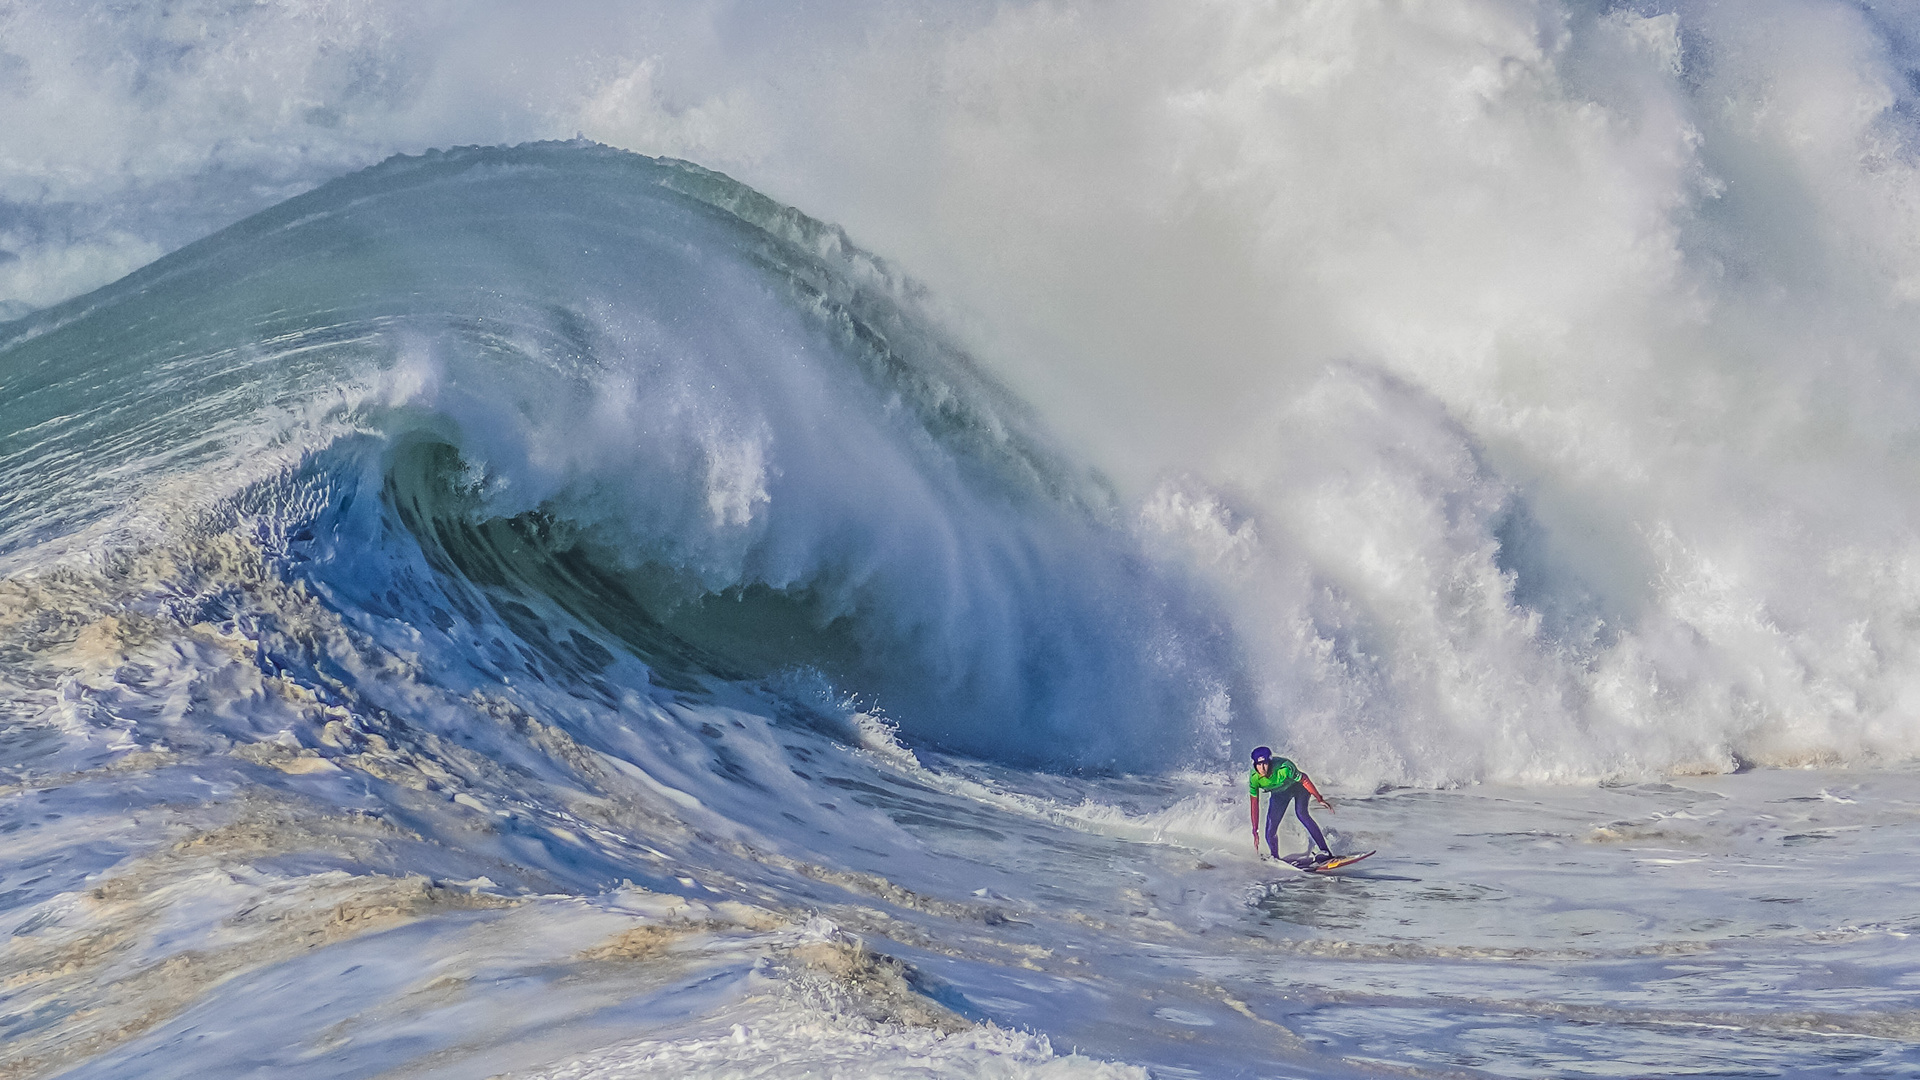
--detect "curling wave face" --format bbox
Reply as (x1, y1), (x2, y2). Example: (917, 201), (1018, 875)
(11, 3), (1920, 794)
(0, 142), (1232, 772)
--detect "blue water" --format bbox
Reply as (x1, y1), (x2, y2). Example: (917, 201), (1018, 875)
(8, 3), (1920, 1074)
(0, 143), (1231, 769)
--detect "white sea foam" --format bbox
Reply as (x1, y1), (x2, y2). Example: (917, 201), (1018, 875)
(7, 1), (1920, 786)
(8, 7), (1920, 1075)
(525, 1005), (1147, 1080)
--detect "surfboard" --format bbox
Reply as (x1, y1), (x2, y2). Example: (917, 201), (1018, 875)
(1281, 850), (1375, 873)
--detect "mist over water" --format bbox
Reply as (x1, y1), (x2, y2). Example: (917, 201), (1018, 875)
(8, 0), (1920, 787)
(13, 6), (1920, 1078)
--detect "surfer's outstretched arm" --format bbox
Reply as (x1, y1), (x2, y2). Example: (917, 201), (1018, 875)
(1249, 794), (1263, 856)
(1301, 774), (1333, 811)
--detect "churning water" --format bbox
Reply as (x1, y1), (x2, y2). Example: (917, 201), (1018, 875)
(6, 3), (1920, 1077)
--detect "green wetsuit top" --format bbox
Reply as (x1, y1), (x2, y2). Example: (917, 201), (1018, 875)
(1249, 758), (1302, 796)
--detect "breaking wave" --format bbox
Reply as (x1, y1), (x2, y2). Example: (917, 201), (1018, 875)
(0, 142), (1234, 774)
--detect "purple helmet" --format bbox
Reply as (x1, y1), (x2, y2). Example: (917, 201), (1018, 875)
(1250, 745), (1273, 763)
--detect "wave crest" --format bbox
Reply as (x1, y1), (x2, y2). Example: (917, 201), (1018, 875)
(0, 142), (1235, 770)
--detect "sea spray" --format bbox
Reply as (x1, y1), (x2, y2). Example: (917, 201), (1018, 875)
(9, 1), (1920, 785)
(6, 7), (1920, 1074)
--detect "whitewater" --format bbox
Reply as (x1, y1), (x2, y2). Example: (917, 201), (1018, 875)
(6, 2), (1920, 1077)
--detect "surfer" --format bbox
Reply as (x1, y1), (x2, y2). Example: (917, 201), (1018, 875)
(1248, 745), (1334, 862)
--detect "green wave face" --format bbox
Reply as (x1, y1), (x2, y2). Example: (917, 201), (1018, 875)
(0, 143), (1235, 770)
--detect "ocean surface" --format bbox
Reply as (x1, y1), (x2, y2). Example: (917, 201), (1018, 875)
(6, 3), (1920, 1077)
